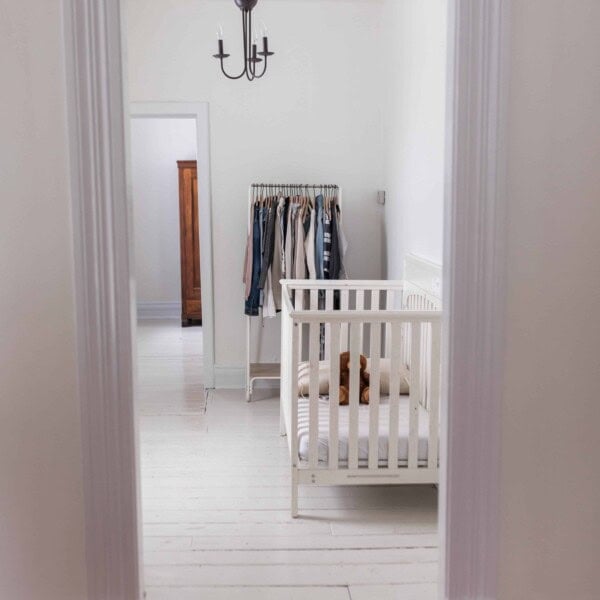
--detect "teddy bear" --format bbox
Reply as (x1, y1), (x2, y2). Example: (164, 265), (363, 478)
(338, 351), (370, 405)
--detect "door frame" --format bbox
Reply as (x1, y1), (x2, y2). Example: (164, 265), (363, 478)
(63, 0), (511, 598)
(130, 102), (216, 387)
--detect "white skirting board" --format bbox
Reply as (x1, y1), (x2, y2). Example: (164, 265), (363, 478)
(214, 366), (280, 390)
(137, 301), (181, 320)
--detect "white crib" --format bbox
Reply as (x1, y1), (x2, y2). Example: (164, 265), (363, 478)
(280, 276), (442, 517)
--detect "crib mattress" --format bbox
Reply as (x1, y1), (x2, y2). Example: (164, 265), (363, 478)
(297, 395), (430, 467)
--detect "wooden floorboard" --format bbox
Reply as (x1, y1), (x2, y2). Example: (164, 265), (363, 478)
(138, 320), (438, 598)
(145, 586), (352, 600)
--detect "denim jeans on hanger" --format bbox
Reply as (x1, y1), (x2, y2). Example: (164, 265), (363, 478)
(259, 202), (277, 290)
(245, 206), (262, 316)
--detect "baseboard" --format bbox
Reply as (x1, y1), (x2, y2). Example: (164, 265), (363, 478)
(213, 365), (280, 390)
(137, 301), (181, 320)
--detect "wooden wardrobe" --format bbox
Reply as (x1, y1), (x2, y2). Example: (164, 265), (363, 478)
(177, 160), (202, 326)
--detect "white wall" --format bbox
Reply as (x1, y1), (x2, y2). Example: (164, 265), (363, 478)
(499, 2), (600, 598)
(381, 0), (447, 278)
(0, 2), (87, 599)
(131, 117), (197, 307)
(125, 0), (386, 370)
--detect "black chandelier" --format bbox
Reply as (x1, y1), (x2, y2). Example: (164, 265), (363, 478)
(213, 0), (274, 81)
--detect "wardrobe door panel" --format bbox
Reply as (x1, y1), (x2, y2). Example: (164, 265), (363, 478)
(178, 161), (202, 325)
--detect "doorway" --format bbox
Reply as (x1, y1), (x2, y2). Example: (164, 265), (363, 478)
(130, 113), (205, 447)
(64, 1), (509, 598)
(130, 103), (216, 388)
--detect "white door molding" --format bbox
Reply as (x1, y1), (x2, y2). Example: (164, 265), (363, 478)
(130, 101), (216, 387)
(441, 1), (511, 598)
(63, 0), (141, 599)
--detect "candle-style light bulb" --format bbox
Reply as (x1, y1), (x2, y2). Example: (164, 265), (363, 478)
(251, 29), (260, 62)
(214, 24), (227, 59)
(259, 21), (271, 56)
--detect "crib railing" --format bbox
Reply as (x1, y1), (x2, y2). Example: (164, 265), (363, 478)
(280, 280), (442, 479)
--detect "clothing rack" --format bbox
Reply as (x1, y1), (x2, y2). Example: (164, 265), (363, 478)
(249, 183), (339, 188)
(245, 183), (343, 401)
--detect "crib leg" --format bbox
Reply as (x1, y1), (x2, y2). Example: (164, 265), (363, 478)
(291, 468), (299, 518)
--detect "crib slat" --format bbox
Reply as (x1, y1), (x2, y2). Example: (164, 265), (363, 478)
(401, 289), (409, 369)
(421, 315), (429, 411)
(371, 289), (380, 311)
(355, 290), (364, 351)
(384, 290), (395, 358)
(348, 322), (361, 470)
(290, 321), (299, 467)
(428, 320), (441, 469)
(295, 288), (304, 361)
(387, 322), (402, 470)
(308, 321), (320, 469)
(371, 289), (384, 357)
(368, 321), (381, 470)
(340, 289), (349, 351)
(324, 289), (334, 360)
(409, 322), (422, 469)
(328, 323), (341, 468)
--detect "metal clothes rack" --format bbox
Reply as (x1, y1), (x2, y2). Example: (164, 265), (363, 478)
(245, 183), (342, 401)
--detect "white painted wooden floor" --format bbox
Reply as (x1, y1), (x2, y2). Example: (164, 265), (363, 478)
(138, 320), (438, 600)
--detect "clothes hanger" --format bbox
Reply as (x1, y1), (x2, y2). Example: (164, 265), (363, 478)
(301, 195), (307, 220)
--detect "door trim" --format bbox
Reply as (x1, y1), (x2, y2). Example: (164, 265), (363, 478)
(63, 1), (140, 598)
(130, 102), (216, 387)
(440, 0), (510, 597)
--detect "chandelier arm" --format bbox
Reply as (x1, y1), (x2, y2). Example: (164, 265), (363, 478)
(244, 10), (256, 81)
(253, 54), (268, 79)
(246, 10), (256, 80)
(218, 10), (249, 79)
(244, 10), (250, 69)
(220, 59), (246, 80)
(243, 9), (253, 79)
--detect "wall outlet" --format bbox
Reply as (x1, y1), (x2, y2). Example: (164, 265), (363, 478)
(377, 190), (386, 205)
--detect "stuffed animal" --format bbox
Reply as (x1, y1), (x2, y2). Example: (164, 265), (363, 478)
(338, 351), (370, 405)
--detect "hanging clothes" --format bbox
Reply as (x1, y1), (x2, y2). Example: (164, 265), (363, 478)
(294, 204), (307, 280)
(336, 205), (348, 279)
(243, 185), (346, 318)
(259, 201), (277, 290)
(305, 205), (317, 280)
(244, 205), (262, 316)
(243, 221), (253, 299)
(329, 204), (342, 280)
(271, 197), (284, 310)
(315, 194), (325, 280)
(284, 198), (294, 279)
(323, 206), (332, 280)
